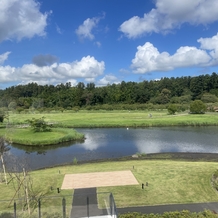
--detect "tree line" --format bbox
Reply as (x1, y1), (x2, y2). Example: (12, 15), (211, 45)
(1, 72), (218, 111)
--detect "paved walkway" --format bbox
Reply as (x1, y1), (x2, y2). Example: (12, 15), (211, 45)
(70, 188), (108, 218)
(117, 202), (218, 214)
(69, 188), (218, 217)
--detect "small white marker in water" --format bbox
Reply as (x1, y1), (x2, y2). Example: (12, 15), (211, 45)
(127, 127), (129, 130)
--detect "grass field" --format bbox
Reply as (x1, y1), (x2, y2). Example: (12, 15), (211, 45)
(1, 159), (218, 213)
(0, 127), (84, 145)
(4, 110), (218, 128)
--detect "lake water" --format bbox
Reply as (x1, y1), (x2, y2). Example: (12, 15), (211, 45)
(6, 126), (218, 170)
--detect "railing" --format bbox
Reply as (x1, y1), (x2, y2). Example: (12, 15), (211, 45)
(0, 192), (117, 218)
(0, 195), (72, 218)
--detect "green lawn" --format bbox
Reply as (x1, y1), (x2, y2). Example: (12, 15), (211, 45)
(4, 110), (218, 127)
(1, 159), (218, 213)
(1, 127), (84, 145)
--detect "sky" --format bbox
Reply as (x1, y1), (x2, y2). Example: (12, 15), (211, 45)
(0, 0), (218, 89)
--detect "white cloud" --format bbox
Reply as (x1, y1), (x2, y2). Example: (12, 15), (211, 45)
(119, 0), (218, 38)
(131, 35), (216, 74)
(95, 41), (101, 47)
(0, 0), (49, 42)
(0, 65), (16, 82)
(56, 24), (63, 34)
(66, 79), (77, 87)
(198, 33), (218, 65)
(0, 56), (105, 85)
(97, 74), (120, 86)
(85, 78), (96, 83)
(56, 56), (105, 78)
(0, 52), (11, 64)
(76, 17), (99, 40)
(75, 13), (105, 40)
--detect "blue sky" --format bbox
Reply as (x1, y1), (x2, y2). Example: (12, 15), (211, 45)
(0, 0), (218, 89)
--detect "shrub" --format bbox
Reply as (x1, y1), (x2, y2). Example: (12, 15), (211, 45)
(26, 117), (51, 132)
(190, 100), (206, 114)
(167, 104), (178, 115)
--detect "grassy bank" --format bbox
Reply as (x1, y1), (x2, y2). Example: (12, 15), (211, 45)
(1, 159), (218, 213)
(5, 110), (218, 128)
(0, 127), (84, 145)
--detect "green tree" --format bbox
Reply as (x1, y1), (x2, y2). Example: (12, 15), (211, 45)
(167, 104), (178, 115)
(0, 108), (7, 123)
(26, 117), (51, 132)
(190, 76), (204, 100)
(8, 101), (17, 111)
(201, 93), (218, 103)
(190, 100), (206, 114)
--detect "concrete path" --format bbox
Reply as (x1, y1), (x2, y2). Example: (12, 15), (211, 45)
(117, 202), (218, 215)
(70, 188), (107, 218)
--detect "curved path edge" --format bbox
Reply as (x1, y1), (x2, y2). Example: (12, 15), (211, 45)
(117, 202), (218, 215)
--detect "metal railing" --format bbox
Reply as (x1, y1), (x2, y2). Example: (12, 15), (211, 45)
(0, 192), (117, 218)
(0, 195), (71, 218)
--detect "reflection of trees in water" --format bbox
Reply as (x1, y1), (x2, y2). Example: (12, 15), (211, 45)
(10, 140), (85, 155)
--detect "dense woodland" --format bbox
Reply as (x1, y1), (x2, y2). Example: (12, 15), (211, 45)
(1, 72), (218, 111)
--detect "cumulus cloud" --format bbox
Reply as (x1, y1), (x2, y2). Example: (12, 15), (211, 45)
(131, 33), (218, 74)
(76, 18), (98, 40)
(0, 0), (49, 42)
(0, 56), (105, 86)
(119, 0), (218, 38)
(0, 65), (16, 82)
(198, 33), (218, 65)
(32, 54), (59, 67)
(75, 13), (105, 40)
(0, 52), (11, 64)
(56, 56), (105, 78)
(98, 74), (120, 86)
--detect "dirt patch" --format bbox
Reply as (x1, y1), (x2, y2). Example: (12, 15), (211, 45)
(61, 170), (139, 189)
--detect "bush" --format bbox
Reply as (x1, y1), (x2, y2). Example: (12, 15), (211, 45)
(190, 100), (206, 114)
(167, 104), (178, 115)
(201, 93), (218, 103)
(26, 117), (51, 132)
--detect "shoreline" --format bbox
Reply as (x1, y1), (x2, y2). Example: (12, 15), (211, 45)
(35, 152), (218, 171)
(78, 152), (218, 164)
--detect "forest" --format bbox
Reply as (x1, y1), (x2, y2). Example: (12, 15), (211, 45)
(1, 72), (218, 112)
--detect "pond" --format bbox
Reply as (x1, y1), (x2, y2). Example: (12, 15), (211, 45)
(6, 126), (218, 170)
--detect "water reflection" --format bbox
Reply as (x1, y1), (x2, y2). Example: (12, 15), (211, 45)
(134, 127), (218, 154)
(11, 140), (84, 154)
(7, 126), (218, 170)
(80, 131), (106, 150)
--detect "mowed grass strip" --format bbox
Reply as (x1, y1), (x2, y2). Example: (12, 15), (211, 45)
(7, 110), (218, 127)
(1, 160), (218, 211)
